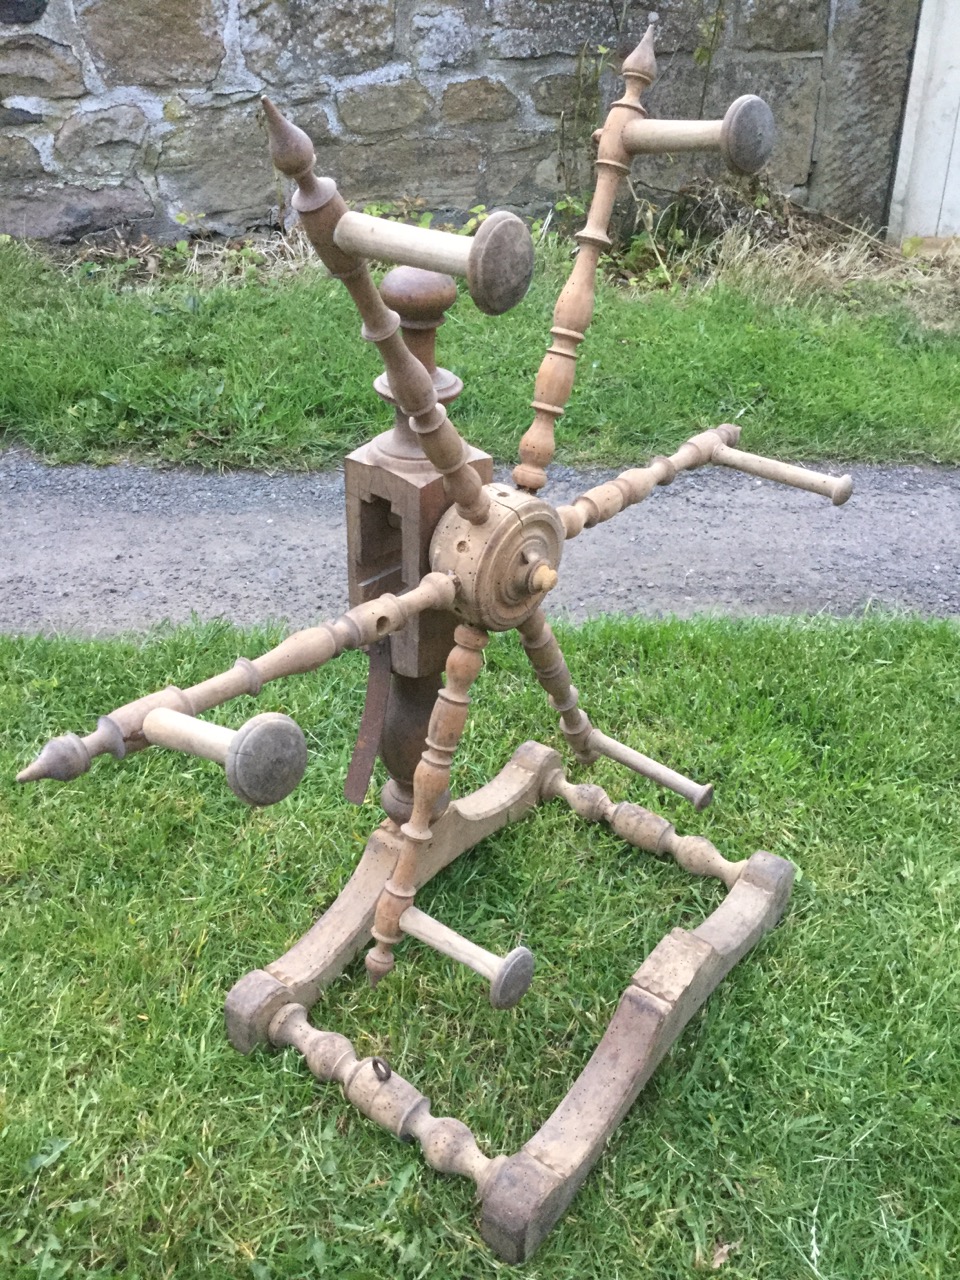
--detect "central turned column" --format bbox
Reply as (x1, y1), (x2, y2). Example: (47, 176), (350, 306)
(344, 267), (493, 824)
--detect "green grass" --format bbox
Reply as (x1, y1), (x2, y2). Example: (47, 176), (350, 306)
(2, 615), (958, 1277)
(1, 237), (958, 471)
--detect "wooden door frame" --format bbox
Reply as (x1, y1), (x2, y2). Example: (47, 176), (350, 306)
(888, 0), (960, 242)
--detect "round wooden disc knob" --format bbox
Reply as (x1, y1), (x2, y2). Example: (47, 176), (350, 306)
(490, 946), (536, 1009)
(720, 95), (775, 175)
(225, 712), (308, 806)
(376, 265), (463, 403)
(467, 210), (535, 315)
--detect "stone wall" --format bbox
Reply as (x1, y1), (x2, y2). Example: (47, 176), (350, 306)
(0, 0), (921, 242)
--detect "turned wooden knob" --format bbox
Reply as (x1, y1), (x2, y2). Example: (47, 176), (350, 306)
(489, 946), (537, 1010)
(466, 210), (535, 315)
(379, 266), (457, 334)
(141, 708), (307, 806)
(377, 266), (462, 403)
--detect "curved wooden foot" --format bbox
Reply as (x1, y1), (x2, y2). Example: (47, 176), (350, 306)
(478, 849), (794, 1262)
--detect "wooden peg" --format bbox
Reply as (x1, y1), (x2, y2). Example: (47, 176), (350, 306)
(586, 729), (714, 811)
(710, 441), (854, 505)
(622, 94), (776, 175)
(333, 209), (534, 316)
(399, 905), (535, 1009)
(142, 708), (307, 806)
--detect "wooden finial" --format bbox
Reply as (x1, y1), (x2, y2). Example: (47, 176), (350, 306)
(621, 19), (658, 94)
(261, 95), (315, 181)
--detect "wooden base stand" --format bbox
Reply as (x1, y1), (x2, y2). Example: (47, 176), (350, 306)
(224, 742), (793, 1263)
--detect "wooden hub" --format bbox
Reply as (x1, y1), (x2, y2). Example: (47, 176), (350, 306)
(430, 484), (565, 631)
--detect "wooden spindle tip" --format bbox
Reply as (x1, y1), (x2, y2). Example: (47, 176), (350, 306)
(365, 943), (395, 988)
(832, 474), (853, 506)
(261, 95), (315, 177)
(622, 19), (657, 86)
(716, 422), (743, 447)
(16, 733), (90, 783)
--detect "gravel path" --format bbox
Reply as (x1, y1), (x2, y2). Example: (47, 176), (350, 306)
(2, 448), (957, 636)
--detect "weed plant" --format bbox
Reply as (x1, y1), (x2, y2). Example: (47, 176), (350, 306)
(2, 614), (958, 1277)
(1, 229), (958, 472)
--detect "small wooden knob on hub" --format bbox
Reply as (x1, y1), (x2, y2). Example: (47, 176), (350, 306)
(141, 708), (307, 806)
(622, 94), (775, 176)
(399, 905), (535, 1009)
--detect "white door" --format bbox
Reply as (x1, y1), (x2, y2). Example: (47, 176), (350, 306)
(888, 0), (960, 241)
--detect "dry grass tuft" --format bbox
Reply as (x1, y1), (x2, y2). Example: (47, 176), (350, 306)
(35, 178), (960, 331)
(50, 221), (324, 288)
(678, 180), (960, 326)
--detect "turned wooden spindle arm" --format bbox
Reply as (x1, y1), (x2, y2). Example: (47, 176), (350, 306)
(365, 624), (489, 989)
(555, 422), (853, 539)
(16, 573), (456, 785)
(513, 27), (776, 498)
(513, 23), (658, 495)
(261, 97), (493, 526)
(556, 422), (742, 538)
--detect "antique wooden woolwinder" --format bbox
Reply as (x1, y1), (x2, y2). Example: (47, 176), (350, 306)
(19, 24), (853, 1263)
